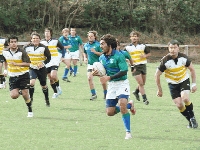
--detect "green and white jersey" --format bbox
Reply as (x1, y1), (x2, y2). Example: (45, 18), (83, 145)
(99, 49), (128, 81)
(68, 35), (83, 52)
(84, 41), (102, 65)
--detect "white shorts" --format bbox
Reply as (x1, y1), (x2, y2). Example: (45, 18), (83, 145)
(65, 50), (79, 60)
(87, 64), (94, 77)
(45, 56), (62, 68)
(106, 79), (130, 99)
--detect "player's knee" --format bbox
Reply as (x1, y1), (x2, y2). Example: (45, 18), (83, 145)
(10, 93), (19, 99)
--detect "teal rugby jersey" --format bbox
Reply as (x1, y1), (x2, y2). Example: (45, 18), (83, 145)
(68, 35), (83, 52)
(58, 36), (71, 54)
(99, 50), (128, 81)
(119, 50), (131, 60)
(84, 41), (102, 65)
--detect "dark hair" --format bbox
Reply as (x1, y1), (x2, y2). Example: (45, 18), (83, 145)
(88, 31), (98, 40)
(31, 31), (41, 39)
(7, 35), (18, 43)
(45, 27), (53, 36)
(100, 34), (117, 49)
(168, 39), (179, 47)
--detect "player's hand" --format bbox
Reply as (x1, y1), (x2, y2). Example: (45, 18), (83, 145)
(37, 62), (45, 69)
(3, 70), (7, 77)
(156, 89), (163, 97)
(92, 69), (100, 76)
(100, 76), (110, 84)
(191, 83), (197, 93)
(91, 48), (96, 53)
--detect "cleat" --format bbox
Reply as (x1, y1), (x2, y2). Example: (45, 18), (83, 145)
(143, 100), (149, 105)
(90, 94), (97, 100)
(187, 122), (192, 128)
(27, 112), (33, 118)
(133, 91), (140, 101)
(56, 86), (62, 95)
(70, 70), (74, 76)
(190, 117), (198, 128)
(125, 132), (132, 140)
(128, 100), (136, 115)
(62, 77), (70, 82)
(52, 93), (58, 99)
(46, 100), (50, 107)
(73, 74), (76, 77)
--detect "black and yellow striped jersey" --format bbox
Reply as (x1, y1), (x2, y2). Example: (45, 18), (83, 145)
(158, 53), (191, 84)
(2, 48), (30, 77)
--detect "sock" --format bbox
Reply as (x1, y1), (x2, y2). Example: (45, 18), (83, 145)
(180, 106), (190, 122)
(91, 89), (96, 95)
(25, 99), (32, 112)
(29, 85), (34, 100)
(51, 83), (57, 93)
(70, 66), (74, 72)
(42, 87), (49, 100)
(122, 113), (131, 132)
(103, 90), (107, 98)
(185, 102), (194, 118)
(135, 88), (139, 94)
(54, 80), (59, 87)
(63, 68), (69, 78)
(142, 94), (147, 101)
(0, 74), (4, 84)
(74, 65), (78, 75)
(115, 106), (120, 114)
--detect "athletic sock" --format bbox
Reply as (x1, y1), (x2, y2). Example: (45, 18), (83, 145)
(135, 88), (139, 94)
(91, 89), (96, 95)
(25, 99), (32, 112)
(122, 113), (131, 132)
(70, 66), (74, 72)
(74, 65), (78, 75)
(180, 106), (190, 122)
(63, 68), (69, 78)
(42, 87), (49, 100)
(185, 102), (194, 118)
(29, 85), (34, 100)
(142, 94), (147, 101)
(54, 80), (60, 87)
(51, 83), (57, 93)
(115, 106), (120, 114)
(103, 90), (107, 98)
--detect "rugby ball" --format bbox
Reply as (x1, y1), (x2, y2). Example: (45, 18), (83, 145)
(93, 62), (106, 77)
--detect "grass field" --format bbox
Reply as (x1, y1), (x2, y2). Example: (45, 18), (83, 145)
(0, 63), (200, 150)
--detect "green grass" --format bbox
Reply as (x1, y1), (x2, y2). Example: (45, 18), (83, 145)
(0, 63), (200, 150)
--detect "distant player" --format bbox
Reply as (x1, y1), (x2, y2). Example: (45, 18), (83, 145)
(24, 32), (51, 106)
(83, 31), (107, 100)
(155, 39), (198, 128)
(59, 28), (72, 82)
(0, 38), (6, 89)
(40, 27), (65, 98)
(68, 28), (83, 77)
(3, 35), (33, 117)
(125, 30), (151, 105)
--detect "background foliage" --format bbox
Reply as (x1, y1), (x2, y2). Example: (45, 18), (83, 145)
(0, 0), (200, 43)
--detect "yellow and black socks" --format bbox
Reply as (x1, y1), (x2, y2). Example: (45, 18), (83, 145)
(180, 106), (190, 122)
(51, 82), (57, 93)
(42, 87), (49, 101)
(29, 85), (34, 101)
(185, 101), (194, 118)
(25, 99), (32, 112)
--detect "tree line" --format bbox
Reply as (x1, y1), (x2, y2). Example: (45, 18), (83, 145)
(0, 0), (199, 42)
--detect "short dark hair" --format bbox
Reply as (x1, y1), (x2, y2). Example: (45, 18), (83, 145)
(168, 39), (179, 47)
(45, 27), (53, 36)
(100, 34), (117, 49)
(8, 35), (18, 43)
